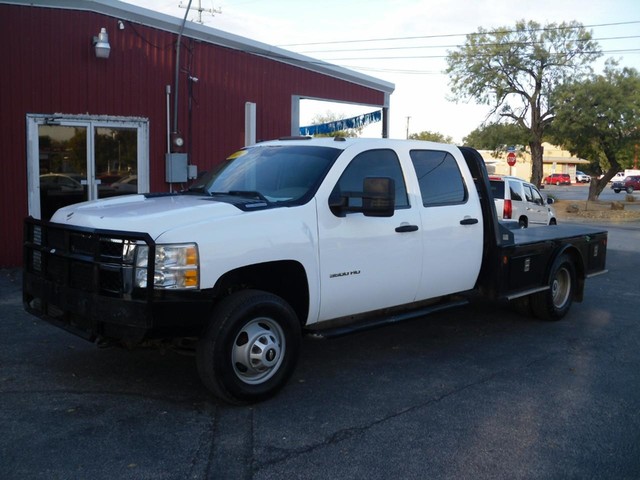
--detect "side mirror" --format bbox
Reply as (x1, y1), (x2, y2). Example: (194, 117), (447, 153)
(329, 177), (395, 218)
(362, 177), (395, 217)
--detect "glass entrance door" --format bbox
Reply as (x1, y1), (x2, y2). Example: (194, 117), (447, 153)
(37, 124), (89, 220)
(27, 116), (149, 220)
(94, 127), (138, 199)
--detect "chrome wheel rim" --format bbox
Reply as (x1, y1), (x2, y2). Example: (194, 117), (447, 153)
(232, 317), (285, 385)
(551, 267), (571, 309)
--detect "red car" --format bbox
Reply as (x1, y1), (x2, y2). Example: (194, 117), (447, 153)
(611, 175), (640, 194)
(543, 173), (571, 185)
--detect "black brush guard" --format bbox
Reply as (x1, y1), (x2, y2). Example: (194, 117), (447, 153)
(23, 217), (157, 343)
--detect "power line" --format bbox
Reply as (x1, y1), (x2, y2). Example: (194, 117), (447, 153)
(278, 20), (640, 47)
(318, 48), (640, 62)
(243, 45), (640, 77)
(298, 35), (640, 55)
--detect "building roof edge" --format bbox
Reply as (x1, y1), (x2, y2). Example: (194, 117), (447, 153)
(2, 0), (395, 95)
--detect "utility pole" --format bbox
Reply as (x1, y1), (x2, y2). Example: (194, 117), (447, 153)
(179, 0), (221, 24)
(405, 116), (411, 139)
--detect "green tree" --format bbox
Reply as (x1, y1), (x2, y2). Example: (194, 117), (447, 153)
(549, 64), (640, 200)
(463, 122), (529, 152)
(446, 20), (601, 186)
(408, 130), (453, 143)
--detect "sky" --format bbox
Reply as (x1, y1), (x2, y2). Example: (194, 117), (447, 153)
(123, 0), (640, 143)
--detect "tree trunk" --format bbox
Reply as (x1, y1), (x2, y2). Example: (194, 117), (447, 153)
(529, 141), (544, 187)
(588, 179), (602, 201)
(590, 163), (621, 200)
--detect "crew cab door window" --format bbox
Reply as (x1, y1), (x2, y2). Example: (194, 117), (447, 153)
(330, 149), (409, 211)
(409, 149), (483, 299)
(315, 149), (421, 322)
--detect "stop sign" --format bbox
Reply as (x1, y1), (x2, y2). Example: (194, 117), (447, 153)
(507, 151), (517, 166)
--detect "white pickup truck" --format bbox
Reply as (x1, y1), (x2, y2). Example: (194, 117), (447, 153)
(24, 138), (608, 404)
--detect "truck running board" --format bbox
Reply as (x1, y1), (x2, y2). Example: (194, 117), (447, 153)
(306, 299), (470, 339)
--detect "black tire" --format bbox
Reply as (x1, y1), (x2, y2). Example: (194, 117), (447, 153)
(196, 289), (301, 404)
(531, 254), (576, 321)
(614, 189), (621, 193)
(555, 181), (561, 186)
(549, 218), (557, 225)
(626, 186), (634, 194)
(518, 218), (528, 228)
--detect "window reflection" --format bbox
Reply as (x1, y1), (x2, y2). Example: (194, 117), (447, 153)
(37, 124), (140, 220)
(38, 125), (88, 220)
(95, 127), (138, 198)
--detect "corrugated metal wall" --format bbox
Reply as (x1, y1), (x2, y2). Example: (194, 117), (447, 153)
(0, 4), (386, 267)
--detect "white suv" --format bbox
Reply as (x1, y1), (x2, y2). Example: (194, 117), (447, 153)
(576, 171), (591, 183)
(489, 175), (557, 228)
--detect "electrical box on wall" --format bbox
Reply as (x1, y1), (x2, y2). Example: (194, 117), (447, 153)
(165, 153), (188, 183)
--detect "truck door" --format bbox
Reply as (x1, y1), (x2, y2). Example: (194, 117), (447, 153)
(316, 148), (423, 321)
(408, 149), (484, 299)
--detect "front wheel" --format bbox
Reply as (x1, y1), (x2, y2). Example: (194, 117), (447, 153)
(531, 254), (576, 321)
(627, 186), (634, 194)
(196, 290), (301, 404)
(613, 189), (621, 193)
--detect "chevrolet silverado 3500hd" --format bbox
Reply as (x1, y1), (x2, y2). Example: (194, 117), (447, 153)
(24, 138), (607, 404)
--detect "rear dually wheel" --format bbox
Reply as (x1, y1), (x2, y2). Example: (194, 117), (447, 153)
(531, 254), (576, 321)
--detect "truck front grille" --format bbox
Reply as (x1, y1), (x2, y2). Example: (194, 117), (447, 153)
(24, 218), (154, 298)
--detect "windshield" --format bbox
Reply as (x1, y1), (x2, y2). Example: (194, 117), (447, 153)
(191, 145), (342, 204)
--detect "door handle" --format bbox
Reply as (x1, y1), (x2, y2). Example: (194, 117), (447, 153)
(460, 217), (479, 225)
(395, 224), (419, 233)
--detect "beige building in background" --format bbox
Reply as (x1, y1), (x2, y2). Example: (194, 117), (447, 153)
(480, 143), (590, 182)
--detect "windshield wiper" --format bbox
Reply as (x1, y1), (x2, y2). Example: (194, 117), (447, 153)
(183, 185), (207, 195)
(214, 190), (269, 202)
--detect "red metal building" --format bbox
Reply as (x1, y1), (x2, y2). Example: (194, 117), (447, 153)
(0, 0), (394, 267)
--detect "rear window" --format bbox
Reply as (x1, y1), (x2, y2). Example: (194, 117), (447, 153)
(489, 180), (505, 200)
(410, 150), (467, 206)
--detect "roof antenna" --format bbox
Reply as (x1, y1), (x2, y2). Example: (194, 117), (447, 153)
(179, 0), (221, 24)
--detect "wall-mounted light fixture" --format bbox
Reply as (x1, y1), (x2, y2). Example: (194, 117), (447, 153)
(93, 27), (111, 59)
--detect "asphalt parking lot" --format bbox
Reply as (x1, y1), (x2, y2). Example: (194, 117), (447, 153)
(2, 220), (640, 480)
(543, 182), (640, 203)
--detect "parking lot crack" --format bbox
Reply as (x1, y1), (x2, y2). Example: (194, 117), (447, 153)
(205, 405), (255, 480)
(254, 369), (513, 472)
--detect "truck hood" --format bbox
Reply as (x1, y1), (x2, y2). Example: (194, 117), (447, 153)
(51, 194), (243, 238)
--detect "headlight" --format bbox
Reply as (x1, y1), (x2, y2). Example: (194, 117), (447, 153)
(134, 243), (199, 289)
